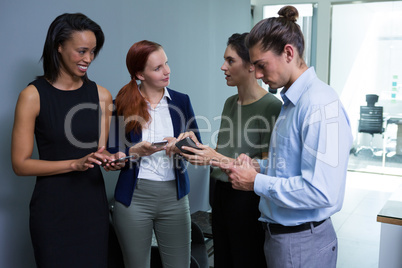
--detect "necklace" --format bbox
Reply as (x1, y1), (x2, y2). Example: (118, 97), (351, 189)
(138, 84), (164, 108)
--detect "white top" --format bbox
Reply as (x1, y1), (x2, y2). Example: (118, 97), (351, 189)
(138, 88), (175, 181)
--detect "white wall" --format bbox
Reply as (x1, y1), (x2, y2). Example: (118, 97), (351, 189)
(0, 0), (251, 266)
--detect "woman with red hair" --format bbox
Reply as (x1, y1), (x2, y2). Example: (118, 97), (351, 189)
(108, 40), (201, 268)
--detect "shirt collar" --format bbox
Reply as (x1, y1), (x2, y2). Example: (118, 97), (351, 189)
(138, 86), (172, 102)
(281, 67), (316, 106)
(162, 87), (171, 100)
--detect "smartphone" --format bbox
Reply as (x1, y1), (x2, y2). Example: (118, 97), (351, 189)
(175, 137), (201, 155)
(151, 140), (168, 148)
(109, 155), (136, 164)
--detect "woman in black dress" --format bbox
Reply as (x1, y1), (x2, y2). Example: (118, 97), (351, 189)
(11, 13), (124, 267)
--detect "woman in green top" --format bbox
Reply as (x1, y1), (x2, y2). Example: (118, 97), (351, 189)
(178, 33), (282, 268)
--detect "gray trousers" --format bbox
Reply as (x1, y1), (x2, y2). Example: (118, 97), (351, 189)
(113, 179), (191, 268)
(264, 218), (337, 268)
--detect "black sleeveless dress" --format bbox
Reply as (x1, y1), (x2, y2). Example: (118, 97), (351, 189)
(29, 77), (109, 268)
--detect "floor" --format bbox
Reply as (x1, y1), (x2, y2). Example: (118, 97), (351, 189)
(348, 148), (402, 176)
(333, 170), (402, 268)
(206, 170), (402, 268)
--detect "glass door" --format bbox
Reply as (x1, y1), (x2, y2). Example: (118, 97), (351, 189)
(330, 1), (402, 175)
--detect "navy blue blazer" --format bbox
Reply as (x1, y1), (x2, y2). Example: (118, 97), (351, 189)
(108, 88), (201, 207)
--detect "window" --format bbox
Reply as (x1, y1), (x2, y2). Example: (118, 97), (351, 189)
(330, 1), (402, 175)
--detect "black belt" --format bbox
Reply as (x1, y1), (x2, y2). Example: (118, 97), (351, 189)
(262, 218), (327, 234)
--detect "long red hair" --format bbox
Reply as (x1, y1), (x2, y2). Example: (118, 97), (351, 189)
(115, 40), (162, 133)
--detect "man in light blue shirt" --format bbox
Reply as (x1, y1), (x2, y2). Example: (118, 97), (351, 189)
(213, 6), (353, 268)
(254, 65), (352, 227)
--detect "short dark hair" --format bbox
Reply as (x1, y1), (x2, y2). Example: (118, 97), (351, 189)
(40, 13), (105, 82)
(227, 32), (250, 66)
(246, 5), (304, 58)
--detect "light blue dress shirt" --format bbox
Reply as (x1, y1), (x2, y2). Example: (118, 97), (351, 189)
(255, 67), (353, 226)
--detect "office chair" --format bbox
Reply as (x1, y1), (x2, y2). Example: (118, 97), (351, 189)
(190, 221), (209, 268)
(354, 94), (384, 156)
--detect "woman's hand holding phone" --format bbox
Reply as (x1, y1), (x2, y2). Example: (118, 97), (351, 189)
(129, 140), (166, 158)
(175, 137), (201, 155)
(101, 151), (128, 171)
(160, 137), (182, 157)
(175, 135), (228, 166)
(109, 155), (136, 164)
(176, 131), (200, 144)
(151, 140), (168, 148)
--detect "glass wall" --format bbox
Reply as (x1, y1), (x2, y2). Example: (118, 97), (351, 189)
(330, 1), (402, 175)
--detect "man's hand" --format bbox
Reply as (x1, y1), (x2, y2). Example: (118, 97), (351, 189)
(210, 154), (258, 191)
